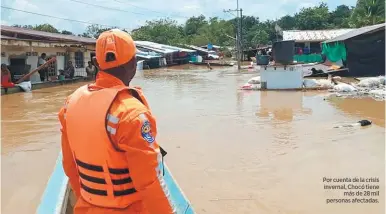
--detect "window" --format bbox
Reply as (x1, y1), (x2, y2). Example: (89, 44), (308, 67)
(74, 51), (84, 68)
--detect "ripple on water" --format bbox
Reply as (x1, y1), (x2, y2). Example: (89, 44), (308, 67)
(2, 69), (385, 214)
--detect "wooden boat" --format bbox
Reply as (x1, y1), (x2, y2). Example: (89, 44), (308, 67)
(37, 153), (195, 214)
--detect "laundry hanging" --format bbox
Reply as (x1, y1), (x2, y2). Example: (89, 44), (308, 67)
(322, 42), (347, 62)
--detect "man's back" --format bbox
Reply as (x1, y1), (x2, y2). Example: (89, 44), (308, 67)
(59, 72), (175, 214)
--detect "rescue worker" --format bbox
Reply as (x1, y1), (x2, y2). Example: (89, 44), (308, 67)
(58, 29), (175, 214)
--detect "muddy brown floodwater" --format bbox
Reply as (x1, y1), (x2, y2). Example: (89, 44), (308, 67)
(1, 66), (385, 214)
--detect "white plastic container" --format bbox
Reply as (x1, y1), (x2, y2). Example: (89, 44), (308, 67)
(260, 66), (304, 89)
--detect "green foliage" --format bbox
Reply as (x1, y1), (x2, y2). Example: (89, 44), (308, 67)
(329, 5), (353, 28)
(184, 15), (207, 36)
(131, 18), (184, 45)
(350, 0), (385, 27)
(83, 24), (116, 38)
(251, 28), (269, 46)
(10, 0), (385, 49)
(33, 24), (59, 33)
(13, 24), (59, 33)
(192, 17), (235, 46)
(294, 3), (331, 30)
(61, 30), (74, 35)
(277, 15), (296, 30)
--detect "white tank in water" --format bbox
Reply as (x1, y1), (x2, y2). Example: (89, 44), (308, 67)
(260, 66), (303, 89)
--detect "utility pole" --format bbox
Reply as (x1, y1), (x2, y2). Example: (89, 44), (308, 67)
(240, 8), (243, 62)
(223, 0), (243, 70)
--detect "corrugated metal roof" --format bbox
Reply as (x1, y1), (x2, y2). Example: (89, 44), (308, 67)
(136, 43), (177, 54)
(186, 45), (210, 53)
(136, 50), (163, 59)
(325, 23), (385, 43)
(135, 41), (178, 54)
(1, 25), (96, 44)
(283, 29), (355, 42)
(135, 41), (196, 53)
(161, 44), (196, 53)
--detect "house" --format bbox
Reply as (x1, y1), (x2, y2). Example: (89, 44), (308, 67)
(185, 45), (210, 58)
(1, 25), (96, 83)
(135, 41), (196, 65)
(136, 50), (165, 69)
(324, 23), (385, 77)
(283, 29), (354, 54)
(200, 44), (222, 52)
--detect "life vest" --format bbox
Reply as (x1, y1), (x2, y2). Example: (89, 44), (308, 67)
(65, 84), (148, 209)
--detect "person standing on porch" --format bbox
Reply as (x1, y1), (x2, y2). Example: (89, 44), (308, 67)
(37, 53), (48, 82)
(85, 61), (96, 79)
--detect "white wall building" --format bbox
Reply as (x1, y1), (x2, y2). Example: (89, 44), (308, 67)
(282, 29), (355, 53)
(1, 25), (96, 83)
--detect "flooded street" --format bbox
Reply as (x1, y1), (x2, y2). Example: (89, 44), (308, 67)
(1, 66), (385, 214)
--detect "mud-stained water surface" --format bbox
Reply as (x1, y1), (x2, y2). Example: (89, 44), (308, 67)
(1, 66), (385, 214)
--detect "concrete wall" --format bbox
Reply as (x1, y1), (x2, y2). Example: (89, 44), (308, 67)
(67, 47), (94, 77)
(2, 46), (67, 83)
(1, 43), (95, 83)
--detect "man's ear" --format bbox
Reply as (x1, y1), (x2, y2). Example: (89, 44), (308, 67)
(92, 57), (101, 70)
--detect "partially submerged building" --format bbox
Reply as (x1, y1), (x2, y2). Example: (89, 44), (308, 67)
(136, 50), (165, 69)
(283, 29), (354, 54)
(324, 23), (385, 77)
(185, 45), (210, 58)
(1, 25), (96, 83)
(200, 44), (222, 52)
(135, 41), (196, 65)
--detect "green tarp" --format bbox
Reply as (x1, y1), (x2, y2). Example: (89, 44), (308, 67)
(322, 42), (347, 62)
(294, 54), (323, 63)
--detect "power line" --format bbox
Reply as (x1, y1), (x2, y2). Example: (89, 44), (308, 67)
(67, 0), (147, 16)
(68, 0), (190, 19)
(112, 0), (189, 18)
(1, 6), (131, 29)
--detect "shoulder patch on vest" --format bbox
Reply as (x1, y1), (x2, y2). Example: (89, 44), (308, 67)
(140, 114), (155, 144)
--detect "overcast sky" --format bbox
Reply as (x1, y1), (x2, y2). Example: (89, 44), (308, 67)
(1, 0), (357, 34)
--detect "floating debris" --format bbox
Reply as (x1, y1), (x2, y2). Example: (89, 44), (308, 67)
(334, 120), (372, 128)
(247, 76), (261, 84)
(239, 75), (386, 100)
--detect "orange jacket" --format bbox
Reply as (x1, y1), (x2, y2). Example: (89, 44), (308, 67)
(59, 72), (175, 214)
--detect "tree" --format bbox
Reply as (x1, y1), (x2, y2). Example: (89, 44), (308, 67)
(184, 15), (207, 36)
(190, 17), (234, 46)
(13, 1), (383, 50)
(131, 19), (184, 45)
(329, 5), (353, 28)
(33, 24), (59, 33)
(250, 28), (269, 46)
(277, 15), (296, 30)
(259, 20), (279, 43)
(83, 24), (118, 38)
(294, 3), (331, 30)
(350, 0), (385, 27)
(61, 30), (74, 35)
(12, 24), (60, 33)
